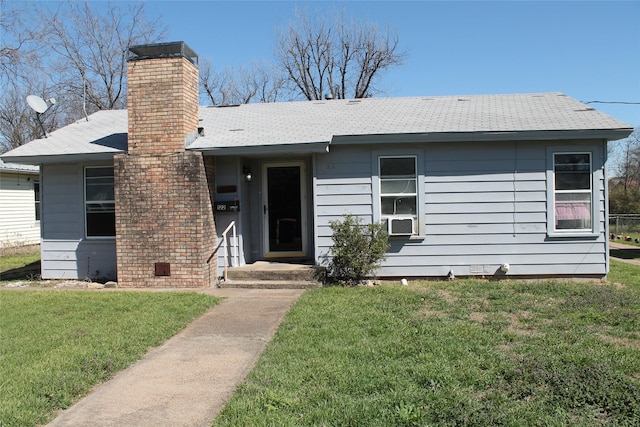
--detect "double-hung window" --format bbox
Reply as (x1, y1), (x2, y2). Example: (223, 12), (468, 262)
(85, 167), (115, 237)
(34, 180), (40, 221)
(553, 153), (592, 232)
(379, 156), (418, 235)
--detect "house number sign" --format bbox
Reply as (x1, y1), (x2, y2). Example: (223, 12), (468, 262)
(214, 200), (240, 212)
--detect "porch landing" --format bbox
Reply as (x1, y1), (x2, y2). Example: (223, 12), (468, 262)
(219, 261), (325, 289)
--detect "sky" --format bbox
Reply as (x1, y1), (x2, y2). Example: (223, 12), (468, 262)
(140, 0), (640, 130)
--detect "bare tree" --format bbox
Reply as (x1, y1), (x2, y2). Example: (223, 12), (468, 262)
(614, 127), (640, 191)
(0, 1), (56, 151)
(200, 59), (284, 106)
(42, 1), (166, 112)
(237, 62), (286, 103)
(0, 1), (165, 152)
(0, 0), (45, 86)
(0, 90), (37, 151)
(276, 9), (405, 100)
(610, 127), (640, 214)
(199, 59), (235, 106)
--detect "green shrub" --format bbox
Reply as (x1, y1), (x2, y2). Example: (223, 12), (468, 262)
(328, 214), (389, 285)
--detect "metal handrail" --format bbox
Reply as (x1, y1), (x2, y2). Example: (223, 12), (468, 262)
(221, 221), (238, 282)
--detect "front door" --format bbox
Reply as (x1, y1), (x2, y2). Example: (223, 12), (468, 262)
(263, 162), (307, 257)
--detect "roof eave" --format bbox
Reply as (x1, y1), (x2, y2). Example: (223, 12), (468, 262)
(331, 128), (634, 145)
(0, 152), (122, 165)
(0, 167), (39, 174)
(189, 141), (331, 156)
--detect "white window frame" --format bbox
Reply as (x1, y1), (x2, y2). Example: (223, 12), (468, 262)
(84, 166), (116, 239)
(546, 147), (600, 237)
(373, 152), (424, 237)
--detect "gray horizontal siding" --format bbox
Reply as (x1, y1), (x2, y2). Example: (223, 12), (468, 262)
(41, 240), (116, 280)
(425, 212), (547, 224)
(378, 263), (607, 278)
(427, 180), (545, 193)
(426, 201), (544, 214)
(40, 163), (116, 280)
(314, 148), (374, 250)
(428, 190), (546, 203)
(317, 225), (607, 245)
(41, 164), (83, 239)
(316, 194), (372, 206)
(316, 204), (372, 217)
(316, 182), (372, 195)
(379, 253), (605, 267)
(314, 140), (608, 278)
(427, 171), (543, 182)
(316, 222), (549, 236)
(384, 241), (607, 255)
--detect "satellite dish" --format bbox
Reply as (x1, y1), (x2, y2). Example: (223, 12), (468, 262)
(26, 95), (49, 114)
(26, 95), (55, 138)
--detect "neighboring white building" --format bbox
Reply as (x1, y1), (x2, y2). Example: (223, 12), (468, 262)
(0, 158), (40, 248)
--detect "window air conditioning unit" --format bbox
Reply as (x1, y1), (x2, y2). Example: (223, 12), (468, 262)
(388, 217), (414, 236)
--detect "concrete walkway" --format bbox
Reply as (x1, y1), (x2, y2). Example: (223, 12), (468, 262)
(47, 288), (305, 427)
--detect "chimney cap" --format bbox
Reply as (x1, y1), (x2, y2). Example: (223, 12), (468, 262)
(128, 41), (198, 65)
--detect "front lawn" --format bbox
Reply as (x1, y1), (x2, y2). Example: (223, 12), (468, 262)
(0, 291), (219, 427)
(214, 265), (640, 426)
(0, 246), (40, 273)
(609, 259), (640, 291)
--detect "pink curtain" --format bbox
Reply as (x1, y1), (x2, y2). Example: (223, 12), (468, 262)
(555, 203), (590, 220)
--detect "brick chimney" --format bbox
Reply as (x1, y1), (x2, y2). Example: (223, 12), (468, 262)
(127, 42), (199, 154)
(114, 42), (217, 288)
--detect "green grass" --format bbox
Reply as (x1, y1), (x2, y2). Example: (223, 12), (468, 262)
(609, 259), (640, 291)
(0, 291), (219, 427)
(214, 269), (639, 426)
(0, 250), (40, 272)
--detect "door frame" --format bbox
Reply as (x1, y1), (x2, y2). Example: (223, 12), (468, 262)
(262, 161), (308, 258)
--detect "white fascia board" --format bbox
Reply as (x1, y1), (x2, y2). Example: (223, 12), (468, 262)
(0, 167), (39, 173)
(0, 152), (121, 164)
(190, 141), (331, 156)
(330, 128), (634, 145)
(0, 162), (39, 173)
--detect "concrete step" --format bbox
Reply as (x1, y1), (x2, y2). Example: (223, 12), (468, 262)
(220, 261), (325, 289)
(218, 279), (321, 289)
(225, 261), (325, 282)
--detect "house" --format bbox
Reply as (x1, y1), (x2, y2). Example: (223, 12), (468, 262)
(0, 159), (40, 248)
(1, 41), (633, 286)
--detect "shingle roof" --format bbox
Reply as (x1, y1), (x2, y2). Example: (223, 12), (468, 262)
(1, 92), (632, 162)
(190, 92), (632, 151)
(1, 110), (127, 162)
